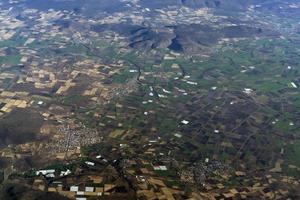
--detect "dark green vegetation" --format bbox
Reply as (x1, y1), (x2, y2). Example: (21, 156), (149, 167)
(92, 37), (300, 179)
(0, 109), (44, 147)
(0, 182), (70, 200)
(0, 35), (25, 66)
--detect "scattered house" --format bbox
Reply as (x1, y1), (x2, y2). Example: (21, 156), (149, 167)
(230, 101), (236, 105)
(162, 88), (171, 94)
(60, 169), (71, 176)
(181, 120), (189, 125)
(290, 82), (297, 88)
(153, 166), (167, 171)
(186, 81), (198, 85)
(70, 186), (79, 192)
(85, 161), (95, 166)
(85, 187), (94, 192)
(158, 94), (167, 98)
(36, 169), (55, 177)
(243, 88), (253, 94)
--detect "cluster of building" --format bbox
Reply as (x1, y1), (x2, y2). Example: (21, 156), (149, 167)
(32, 169), (119, 200)
(52, 124), (102, 159)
